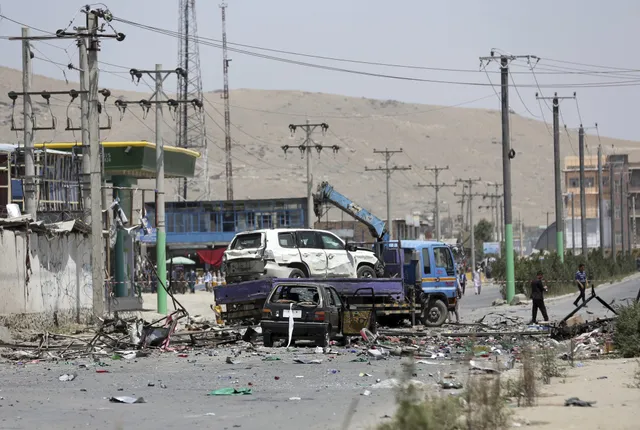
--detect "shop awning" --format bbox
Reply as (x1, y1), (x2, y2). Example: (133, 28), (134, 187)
(197, 248), (226, 267)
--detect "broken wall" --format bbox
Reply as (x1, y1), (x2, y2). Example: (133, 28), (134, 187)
(0, 230), (93, 328)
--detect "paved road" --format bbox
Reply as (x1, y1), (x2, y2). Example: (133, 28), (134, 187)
(460, 273), (640, 323)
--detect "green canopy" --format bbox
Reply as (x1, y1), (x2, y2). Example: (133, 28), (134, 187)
(166, 256), (196, 265)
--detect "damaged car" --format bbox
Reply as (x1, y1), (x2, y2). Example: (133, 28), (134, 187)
(260, 282), (375, 347)
(223, 228), (384, 284)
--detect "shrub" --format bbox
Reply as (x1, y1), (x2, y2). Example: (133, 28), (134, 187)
(614, 302), (640, 358)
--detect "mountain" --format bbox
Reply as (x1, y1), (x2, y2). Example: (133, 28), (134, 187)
(1, 65), (638, 227)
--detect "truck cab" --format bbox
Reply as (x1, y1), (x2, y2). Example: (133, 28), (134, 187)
(389, 240), (459, 326)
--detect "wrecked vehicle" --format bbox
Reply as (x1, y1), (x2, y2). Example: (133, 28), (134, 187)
(260, 282), (375, 347)
(214, 240), (459, 328)
(223, 228), (384, 284)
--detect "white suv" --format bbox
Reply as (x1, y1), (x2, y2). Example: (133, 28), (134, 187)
(223, 228), (383, 284)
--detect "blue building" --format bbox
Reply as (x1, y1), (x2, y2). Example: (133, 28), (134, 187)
(140, 197), (308, 248)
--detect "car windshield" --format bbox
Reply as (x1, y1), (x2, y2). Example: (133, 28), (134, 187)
(269, 285), (320, 306)
(230, 233), (263, 250)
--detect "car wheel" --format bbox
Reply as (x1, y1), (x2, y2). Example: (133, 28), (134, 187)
(288, 268), (306, 279)
(421, 300), (448, 327)
(315, 326), (330, 347)
(357, 265), (376, 279)
(263, 332), (274, 347)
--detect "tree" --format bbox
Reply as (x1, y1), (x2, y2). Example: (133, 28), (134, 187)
(474, 218), (495, 259)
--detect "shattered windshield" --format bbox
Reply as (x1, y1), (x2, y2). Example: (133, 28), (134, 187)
(230, 233), (263, 250)
(269, 286), (320, 306)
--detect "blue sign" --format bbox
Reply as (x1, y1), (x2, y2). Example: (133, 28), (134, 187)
(483, 242), (501, 256)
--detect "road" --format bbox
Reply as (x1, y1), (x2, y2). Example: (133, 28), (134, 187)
(460, 272), (640, 323)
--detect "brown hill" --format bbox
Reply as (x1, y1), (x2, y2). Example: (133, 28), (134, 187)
(1, 65), (638, 227)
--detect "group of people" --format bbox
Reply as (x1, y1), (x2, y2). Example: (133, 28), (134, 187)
(449, 262), (590, 326)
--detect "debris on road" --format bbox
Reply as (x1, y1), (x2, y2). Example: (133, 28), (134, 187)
(58, 373), (77, 381)
(109, 396), (146, 404)
(565, 397), (596, 407)
(208, 388), (252, 396)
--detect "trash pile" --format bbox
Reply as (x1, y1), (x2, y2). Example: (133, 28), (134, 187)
(0, 310), (243, 362)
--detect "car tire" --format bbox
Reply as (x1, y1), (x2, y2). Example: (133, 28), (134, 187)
(315, 326), (330, 348)
(263, 332), (274, 347)
(288, 268), (306, 279)
(357, 265), (377, 279)
(421, 300), (448, 327)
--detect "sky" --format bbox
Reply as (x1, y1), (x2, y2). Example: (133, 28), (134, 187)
(1, 0), (640, 141)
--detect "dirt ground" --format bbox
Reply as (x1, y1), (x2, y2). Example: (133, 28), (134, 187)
(512, 358), (640, 430)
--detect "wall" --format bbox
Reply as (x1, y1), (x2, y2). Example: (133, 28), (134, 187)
(0, 230), (93, 327)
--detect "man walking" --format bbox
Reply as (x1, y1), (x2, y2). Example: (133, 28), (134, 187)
(574, 263), (588, 308)
(473, 266), (482, 295)
(458, 266), (467, 296)
(449, 275), (464, 323)
(529, 270), (549, 324)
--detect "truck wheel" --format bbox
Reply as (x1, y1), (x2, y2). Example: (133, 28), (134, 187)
(288, 268), (306, 279)
(421, 300), (448, 327)
(315, 326), (330, 347)
(357, 266), (376, 279)
(263, 332), (274, 347)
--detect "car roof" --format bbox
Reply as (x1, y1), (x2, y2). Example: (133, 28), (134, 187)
(235, 228), (335, 235)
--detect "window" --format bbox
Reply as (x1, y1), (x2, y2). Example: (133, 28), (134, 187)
(421, 248), (432, 274)
(278, 232), (296, 248)
(230, 233), (263, 250)
(246, 212), (255, 229)
(278, 211), (291, 227)
(329, 288), (342, 307)
(616, 233), (622, 245)
(327, 289), (336, 306)
(434, 247), (455, 274)
(297, 231), (320, 249)
(320, 232), (344, 250)
(585, 177), (595, 188)
(269, 285), (319, 304)
(569, 178), (579, 188)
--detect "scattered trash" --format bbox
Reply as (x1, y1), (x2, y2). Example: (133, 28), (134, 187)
(315, 346), (324, 354)
(289, 397), (301, 401)
(293, 358), (322, 364)
(96, 369), (109, 374)
(362, 390), (371, 396)
(469, 360), (501, 374)
(328, 369), (339, 374)
(367, 349), (388, 360)
(565, 397), (595, 407)
(262, 356), (281, 362)
(295, 376), (304, 378)
(226, 357), (237, 364)
(350, 357), (368, 363)
(439, 381), (463, 389)
(359, 373), (372, 377)
(177, 354), (189, 358)
(208, 388), (252, 396)
(109, 396), (146, 404)
(58, 373), (76, 382)
(596, 376), (608, 380)
(148, 382), (155, 387)
(274, 376), (280, 380)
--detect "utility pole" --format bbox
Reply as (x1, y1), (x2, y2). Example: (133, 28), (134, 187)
(282, 121), (336, 229)
(77, 30), (91, 225)
(417, 166), (455, 241)
(597, 145), (605, 257)
(546, 211), (551, 251)
(366, 149), (411, 239)
(621, 168), (627, 255)
(571, 193), (576, 254)
(21, 28), (36, 220)
(457, 178), (482, 271)
(519, 212), (524, 257)
(491, 183), (503, 241)
(610, 163), (617, 262)
(536, 92), (576, 261)
(633, 195), (637, 250)
(220, 2), (233, 201)
(578, 125), (588, 257)
(480, 53), (535, 303)
(115, 66), (201, 314)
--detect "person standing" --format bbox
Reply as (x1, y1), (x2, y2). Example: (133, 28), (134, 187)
(458, 266), (467, 296)
(449, 275), (464, 323)
(573, 263), (588, 308)
(188, 269), (197, 294)
(529, 270), (549, 324)
(473, 267), (482, 295)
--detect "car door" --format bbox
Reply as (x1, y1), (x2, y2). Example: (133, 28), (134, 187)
(319, 232), (355, 278)
(296, 230), (327, 277)
(324, 287), (341, 334)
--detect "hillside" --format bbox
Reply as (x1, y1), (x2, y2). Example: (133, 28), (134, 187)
(1, 65), (638, 227)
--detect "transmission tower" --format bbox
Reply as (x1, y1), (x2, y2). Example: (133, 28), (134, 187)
(176, 0), (208, 200)
(220, 2), (233, 201)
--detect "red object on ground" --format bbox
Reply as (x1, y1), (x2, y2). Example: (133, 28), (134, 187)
(177, 354), (189, 358)
(96, 369), (109, 373)
(196, 248), (226, 268)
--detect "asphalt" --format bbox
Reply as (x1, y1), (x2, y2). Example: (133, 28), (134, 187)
(1, 273), (638, 429)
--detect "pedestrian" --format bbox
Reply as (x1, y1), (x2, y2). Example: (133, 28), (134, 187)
(473, 266), (482, 295)
(529, 270), (549, 324)
(573, 263), (588, 308)
(450, 275), (464, 323)
(188, 269), (197, 294)
(458, 266), (467, 296)
(151, 270), (158, 294)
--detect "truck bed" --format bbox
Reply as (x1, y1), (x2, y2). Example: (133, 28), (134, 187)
(213, 277), (406, 306)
